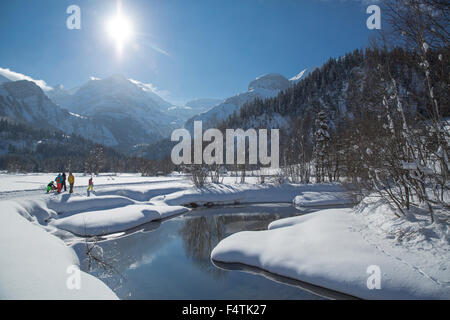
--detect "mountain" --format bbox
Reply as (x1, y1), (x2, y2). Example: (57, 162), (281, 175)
(0, 118), (125, 172)
(5, 67), (313, 154)
(46, 84), (73, 107)
(159, 98), (224, 124)
(0, 80), (118, 146)
(289, 67), (316, 84)
(0, 74), (11, 84)
(52, 75), (173, 119)
(184, 71), (307, 131)
(186, 98), (223, 112)
(46, 75), (184, 150)
(221, 48), (432, 143)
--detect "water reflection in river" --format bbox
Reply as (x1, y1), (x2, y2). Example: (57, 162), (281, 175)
(75, 204), (326, 299)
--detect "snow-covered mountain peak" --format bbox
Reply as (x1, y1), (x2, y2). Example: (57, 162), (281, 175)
(185, 73), (293, 132)
(0, 80), (118, 146)
(289, 69), (308, 82)
(0, 74), (11, 84)
(2, 80), (44, 99)
(106, 74), (129, 83)
(42, 74), (185, 149)
(82, 74), (134, 92)
(289, 67), (316, 84)
(248, 73), (291, 92)
(49, 84), (68, 95)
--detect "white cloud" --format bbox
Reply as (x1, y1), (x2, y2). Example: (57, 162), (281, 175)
(0, 67), (53, 91)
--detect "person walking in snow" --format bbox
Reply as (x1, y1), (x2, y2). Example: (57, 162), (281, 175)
(55, 174), (63, 194)
(68, 172), (75, 194)
(62, 172), (67, 192)
(87, 176), (94, 193)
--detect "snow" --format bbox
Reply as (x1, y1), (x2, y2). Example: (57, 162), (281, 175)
(50, 203), (188, 237)
(0, 175), (349, 239)
(0, 173), (447, 299)
(289, 67), (315, 83)
(53, 75), (179, 141)
(0, 80), (119, 146)
(0, 67), (53, 91)
(293, 191), (355, 207)
(0, 172), (183, 194)
(69, 111), (85, 118)
(185, 98), (223, 111)
(47, 195), (136, 216)
(212, 201), (450, 299)
(0, 200), (118, 299)
(0, 74), (11, 84)
(185, 73), (293, 131)
(0, 175), (197, 298)
(150, 182), (349, 207)
(248, 73), (291, 91)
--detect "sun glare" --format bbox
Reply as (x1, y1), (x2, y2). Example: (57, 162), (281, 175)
(106, 11), (133, 56)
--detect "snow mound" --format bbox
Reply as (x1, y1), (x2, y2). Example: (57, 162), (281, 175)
(0, 201), (118, 299)
(48, 195), (135, 216)
(293, 191), (355, 207)
(212, 208), (450, 299)
(50, 204), (188, 236)
(150, 184), (246, 207)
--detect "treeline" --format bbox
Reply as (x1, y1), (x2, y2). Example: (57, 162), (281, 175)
(218, 0), (449, 221)
(0, 119), (174, 175)
(225, 47), (446, 130)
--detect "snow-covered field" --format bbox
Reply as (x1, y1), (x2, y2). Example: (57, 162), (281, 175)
(0, 172), (448, 299)
(0, 172), (182, 194)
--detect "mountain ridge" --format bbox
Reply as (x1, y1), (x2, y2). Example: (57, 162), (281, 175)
(184, 69), (310, 132)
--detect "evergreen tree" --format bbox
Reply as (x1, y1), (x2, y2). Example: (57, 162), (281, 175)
(313, 109), (330, 183)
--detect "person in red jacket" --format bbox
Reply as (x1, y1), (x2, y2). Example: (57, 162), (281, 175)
(87, 177), (94, 192)
(55, 174), (63, 194)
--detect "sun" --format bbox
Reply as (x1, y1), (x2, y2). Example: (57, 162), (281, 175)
(106, 12), (133, 55)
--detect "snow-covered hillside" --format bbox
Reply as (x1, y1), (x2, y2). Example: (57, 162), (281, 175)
(289, 67), (315, 83)
(0, 80), (118, 146)
(186, 98), (223, 111)
(48, 75), (173, 117)
(46, 75), (209, 149)
(45, 84), (73, 108)
(47, 75), (177, 142)
(185, 71), (309, 131)
(0, 74), (11, 84)
(1, 65), (312, 154)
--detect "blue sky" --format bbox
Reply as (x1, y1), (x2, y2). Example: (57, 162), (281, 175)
(0, 0), (378, 104)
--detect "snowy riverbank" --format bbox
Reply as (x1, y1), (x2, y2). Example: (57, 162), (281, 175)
(0, 201), (118, 299)
(0, 173), (447, 299)
(211, 197), (450, 299)
(0, 174), (351, 299)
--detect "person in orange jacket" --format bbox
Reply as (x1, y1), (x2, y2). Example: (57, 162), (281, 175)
(55, 174), (63, 194)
